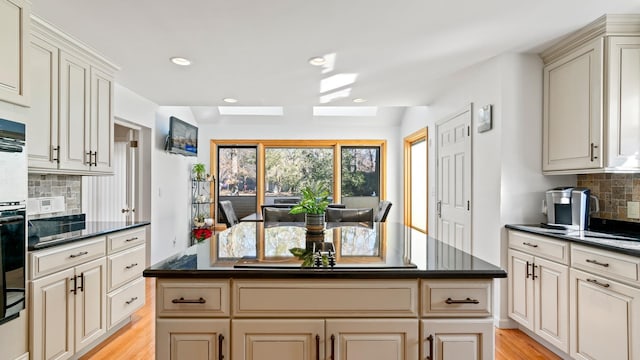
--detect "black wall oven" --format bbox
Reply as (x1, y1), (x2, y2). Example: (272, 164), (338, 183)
(0, 118), (26, 324)
(0, 208), (25, 324)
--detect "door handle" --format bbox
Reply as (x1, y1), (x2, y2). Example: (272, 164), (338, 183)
(437, 201), (442, 218)
(532, 264), (538, 280)
(525, 261), (532, 279)
(78, 272), (84, 292)
(426, 334), (434, 360)
(315, 334), (320, 360)
(70, 276), (77, 294)
(330, 334), (335, 360)
(51, 146), (60, 164)
(218, 334), (224, 360)
(590, 143), (599, 161)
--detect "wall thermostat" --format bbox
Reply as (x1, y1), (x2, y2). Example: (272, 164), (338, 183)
(477, 104), (492, 133)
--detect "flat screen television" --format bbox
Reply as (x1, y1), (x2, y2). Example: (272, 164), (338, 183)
(165, 116), (198, 156)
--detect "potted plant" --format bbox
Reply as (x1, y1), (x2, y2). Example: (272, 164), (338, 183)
(289, 182), (330, 234)
(192, 163), (207, 181)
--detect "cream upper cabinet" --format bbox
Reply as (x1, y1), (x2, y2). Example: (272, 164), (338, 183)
(0, 0), (29, 106)
(570, 268), (640, 360)
(541, 15), (640, 174)
(543, 38), (603, 172)
(28, 16), (118, 175)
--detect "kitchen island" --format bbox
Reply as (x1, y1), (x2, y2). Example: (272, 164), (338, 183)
(144, 222), (506, 360)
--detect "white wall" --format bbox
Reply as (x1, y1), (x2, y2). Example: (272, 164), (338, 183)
(195, 107), (404, 223)
(400, 53), (576, 327)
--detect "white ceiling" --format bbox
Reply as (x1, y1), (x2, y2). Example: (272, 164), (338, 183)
(31, 0), (640, 112)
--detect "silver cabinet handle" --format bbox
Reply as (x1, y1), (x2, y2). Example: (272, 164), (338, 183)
(69, 251), (88, 258)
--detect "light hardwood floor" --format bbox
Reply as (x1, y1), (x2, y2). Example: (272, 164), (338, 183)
(82, 278), (561, 360)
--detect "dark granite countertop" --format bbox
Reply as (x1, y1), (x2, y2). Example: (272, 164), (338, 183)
(505, 224), (640, 257)
(29, 219), (150, 251)
(144, 222), (506, 279)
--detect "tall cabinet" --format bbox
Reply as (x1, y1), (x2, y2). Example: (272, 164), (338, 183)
(541, 15), (640, 174)
(28, 16), (118, 175)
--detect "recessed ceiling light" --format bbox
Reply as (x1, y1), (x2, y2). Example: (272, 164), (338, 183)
(170, 57), (192, 66)
(308, 56), (327, 66)
(223, 98), (238, 103)
(353, 98), (367, 103)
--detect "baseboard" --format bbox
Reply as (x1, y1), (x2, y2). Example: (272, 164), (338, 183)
(495, 316), (517, 329)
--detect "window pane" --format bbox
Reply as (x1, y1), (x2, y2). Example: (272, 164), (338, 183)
(264, 147), (334, 203)
(217, 146), (257, 220)
(341, 147), (380, 209)
(410, 140), (427, 231)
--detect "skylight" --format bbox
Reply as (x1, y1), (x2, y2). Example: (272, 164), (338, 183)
(313, 106), (378, 117)
(218, 106), (284, 116)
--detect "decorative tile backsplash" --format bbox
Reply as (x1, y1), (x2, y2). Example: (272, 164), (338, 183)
(28, 174), (82, 217)
(577, 173), (640, 223)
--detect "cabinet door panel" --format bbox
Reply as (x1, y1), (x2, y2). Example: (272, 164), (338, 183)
(90, 67), (113, 172)
(570, 268), (640, 360)
(422, 319), (493, 360)
(28, 35), (58, 169)
(156, 319), (229, 360)
(534, 257), (569, 352)
(543, 37), (603, 171)
(507, 249), (534, 330)
(607, 37), (640, 169)
(59, 51), (90, 171)
(232, 319), (324, 360)
(74, 258), (106, 352)
(0, 0), (28, 106)
(326, 319), (418, 360)
(30, 268), (75, 360)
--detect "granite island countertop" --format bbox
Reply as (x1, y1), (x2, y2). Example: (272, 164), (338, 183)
(144, 222), (507, 279)
(505, 224), (640, 257)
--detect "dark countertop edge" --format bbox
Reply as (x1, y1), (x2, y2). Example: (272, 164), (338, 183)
(505, 224), (640, 257)
(143, 269), (507, 279)
(29, 221), (150, 251)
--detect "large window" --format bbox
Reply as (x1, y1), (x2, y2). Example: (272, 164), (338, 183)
(264, 147), (334, 204)
(212, 140), (386, 226)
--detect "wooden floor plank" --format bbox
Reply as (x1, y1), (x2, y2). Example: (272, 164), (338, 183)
(82, 278), (560, 360)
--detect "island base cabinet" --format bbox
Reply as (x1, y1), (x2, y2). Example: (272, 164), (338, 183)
(570, 268), (640, 360)
(156, 319), (229, 360)
(422, 318), (494, 360)
(231, 319), (324, 360)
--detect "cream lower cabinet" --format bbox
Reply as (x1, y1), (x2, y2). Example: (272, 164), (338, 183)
(157, 319), (229, 360)
(30, 257), (107, 360)
(232, 319), (418, 360)
(507, 231), (569, 352)
(569, 243), (640, 360)
(422, 319), (494, 360)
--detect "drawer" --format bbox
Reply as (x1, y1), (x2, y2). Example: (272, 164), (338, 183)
(30, 237), (106, 279)
(107, 277), (145, 329)
(508, 230), (569, 264)
(571, 244), (640, 286)
(107, 245), (145, 292)
(233, 279), (419, 317)
(157, 279), (230, 318)
(421, 279), (492, 317)
(107, 227), (146, 253)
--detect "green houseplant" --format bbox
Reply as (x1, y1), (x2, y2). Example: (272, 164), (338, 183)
(289, 182), (330, 233)
(192, 163), (206, 181)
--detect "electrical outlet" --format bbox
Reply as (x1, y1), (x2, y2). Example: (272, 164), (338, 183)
(628, 201), (640, 219)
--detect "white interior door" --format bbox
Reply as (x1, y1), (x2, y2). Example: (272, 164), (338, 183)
(436, 105), (472, 253)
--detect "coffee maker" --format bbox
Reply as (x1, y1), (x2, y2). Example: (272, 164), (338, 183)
(542, 187), (599, 230)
